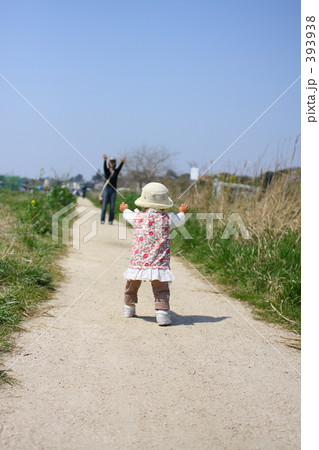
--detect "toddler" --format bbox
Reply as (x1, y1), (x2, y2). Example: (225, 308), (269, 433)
(120, 182), (189, 325)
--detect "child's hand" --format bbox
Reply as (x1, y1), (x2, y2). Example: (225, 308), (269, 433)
(120, 202), (129, 212)
(179, 203), (190, 213)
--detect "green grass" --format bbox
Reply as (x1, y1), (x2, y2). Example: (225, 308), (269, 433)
(0, 187), (76, 383)
(171, 213), (301, 332)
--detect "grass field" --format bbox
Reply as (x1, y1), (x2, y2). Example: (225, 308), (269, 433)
(169, 170), (301, 334)
(171, 216), (300, 332)
(0, 187), (75, 383)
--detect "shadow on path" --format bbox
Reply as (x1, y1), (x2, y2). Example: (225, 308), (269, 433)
(136, 311), (231, 326)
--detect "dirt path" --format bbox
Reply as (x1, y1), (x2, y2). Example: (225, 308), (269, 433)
(1, 197), (300, 449)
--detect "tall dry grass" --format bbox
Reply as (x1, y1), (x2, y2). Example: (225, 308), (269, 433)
(166, 160), (301, 242)
(168, 156), (301, 333)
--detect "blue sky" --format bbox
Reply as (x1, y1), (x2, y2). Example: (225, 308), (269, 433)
(1, 0), (300, 180)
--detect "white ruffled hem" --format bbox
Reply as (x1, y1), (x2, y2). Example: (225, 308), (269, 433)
(123, 267), (175, 282)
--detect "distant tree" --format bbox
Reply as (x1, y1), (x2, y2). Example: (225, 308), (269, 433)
(91, 170), (104, 182)
(125, 145), (173, 190)
(69, 174), (84, 182)
(165, 169), (179, 179)
(75, 174), (84, 182)
(261, 171), (274, 189)
(237, 175), (253, 185)
(218, 172), (232, 182)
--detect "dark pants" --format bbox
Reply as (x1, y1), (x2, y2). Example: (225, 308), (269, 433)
(101, 186), (116, 223)
(124, 280), (170, 310)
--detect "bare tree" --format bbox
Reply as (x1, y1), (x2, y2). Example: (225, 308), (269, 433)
(124, 145), (174, 190)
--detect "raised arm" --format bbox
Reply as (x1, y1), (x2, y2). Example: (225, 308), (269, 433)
(116, 157), (126, 174)
(120, 202), (136, 226)
(169, 204), (190, 230)
(103, 157), (110, 178)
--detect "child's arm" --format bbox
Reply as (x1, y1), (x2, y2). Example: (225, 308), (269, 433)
(120, 202), (136, 225)
(179, 204), (190, 214)
(120, 202), (129, 212)
(169, 204), (190, 229)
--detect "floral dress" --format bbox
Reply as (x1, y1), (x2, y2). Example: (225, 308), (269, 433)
(123, 208), (186, 282)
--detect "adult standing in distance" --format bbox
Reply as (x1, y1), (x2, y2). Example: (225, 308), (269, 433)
(101, 154), (126, 224)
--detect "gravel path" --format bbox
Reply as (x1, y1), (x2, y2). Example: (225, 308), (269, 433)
(0, 197), (300, 449)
